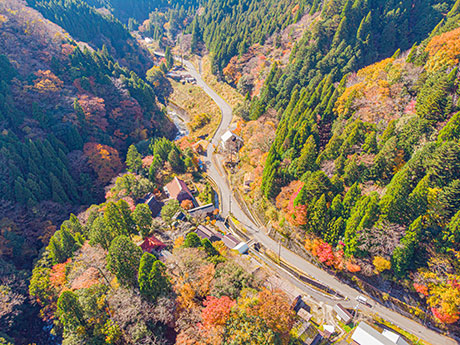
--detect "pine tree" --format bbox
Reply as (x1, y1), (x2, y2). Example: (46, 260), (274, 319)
(325, 217), (345, 244)
(191, 18), (201, 53)
(294, 135), (317, 178)
(310, 194), (329, 236)
(49, 173), (70, 204)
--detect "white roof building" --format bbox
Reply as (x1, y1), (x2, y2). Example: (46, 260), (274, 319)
(221, 130), (243, 152)
(352, 322), (409, 345)
(382, 329), (410, 345)
(234, 242), (249, 254)
(333, 303), (353, 324)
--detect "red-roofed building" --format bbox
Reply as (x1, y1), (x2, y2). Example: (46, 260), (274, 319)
(164, 177), (196, 205)
(140, 235), (166, 253)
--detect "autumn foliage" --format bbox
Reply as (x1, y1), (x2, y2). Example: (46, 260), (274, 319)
(181, 199), (194, 210)
(425, 27), (460, 73)
(201, 295), (235, 328)
(83, 142), (123, 184)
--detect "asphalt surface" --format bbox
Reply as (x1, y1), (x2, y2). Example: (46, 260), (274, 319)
(179, 57), (459, 345)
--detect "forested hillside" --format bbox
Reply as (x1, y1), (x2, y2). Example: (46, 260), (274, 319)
(4, 0), (460, 343)
(26, 0), (154, 74)
(228, 0), (460, 327)
(82, 0), (201, 23)
(0, 1), (174, 342)
(27, 146), (298, 345)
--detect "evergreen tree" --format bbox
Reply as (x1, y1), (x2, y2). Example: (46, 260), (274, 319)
(309, 194), (329, 236)
(392, 217), (423, 277)
(191, 18), (201, 53)
(165, 46), (174, 70)
(88, 216), (113, 250)
(49, 173), (70, 204)
(107, 235), (142, 286)
(184, 232), (202, 248)
(168, 147), (185, 173)
(138, 252), (171, 301)
(293, 135), (317, 178)
(133, 203), (153, 238)
(57, 290), (86, 330)
(126, 144), (142, 174)
(201, 238), (220, 257)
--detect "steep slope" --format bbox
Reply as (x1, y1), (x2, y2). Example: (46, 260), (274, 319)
(26, 0), (153, 74)
(0, 1), (174, 341)
(235, 1), (460, 328)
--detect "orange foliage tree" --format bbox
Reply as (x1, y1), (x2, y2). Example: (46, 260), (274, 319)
(49, 258), (71, 292)
(29, 70), (63, 95)
(83, 142), (122, 185)
(425, 27), (460, 73)
(415, 257), (460, 324)
(305, 238), (345, 270)
(253, 289), (296, 345)
(181, 199), (194, 210)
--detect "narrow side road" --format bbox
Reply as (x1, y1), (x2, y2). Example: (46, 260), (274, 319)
(178, 57), (458, 345)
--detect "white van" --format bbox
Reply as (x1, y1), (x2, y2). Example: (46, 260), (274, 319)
(356, 295), (368, 304)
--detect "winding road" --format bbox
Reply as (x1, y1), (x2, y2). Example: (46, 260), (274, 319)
(177, 57), (458, 345)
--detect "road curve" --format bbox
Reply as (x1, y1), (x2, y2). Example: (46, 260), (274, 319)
(180, 57), (459, 345)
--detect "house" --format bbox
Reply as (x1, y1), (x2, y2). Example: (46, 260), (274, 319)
(188, 203), (216, 219)
(234, 242), (249, 254)
(140, 235), (166, 253)
(222, 233), (240, 249)
(221, 234), (248, 254)
(221, 130), (243, 152)
(292, 295), (310, 313)
(164, 177), (195, 205)
(351, 322), (409, 345)
(192, 140), (209, 155)
(166, 72), (182, 81)
(322, 325), (335, 338)
(195, 225), (223, 242)
(138, 193), (163, 217)
(333, 303), (353, 324)
(292, 321), (322, 345)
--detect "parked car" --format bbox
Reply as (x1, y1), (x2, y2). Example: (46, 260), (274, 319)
(356, 295), (368, 305)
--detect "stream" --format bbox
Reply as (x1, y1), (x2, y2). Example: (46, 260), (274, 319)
(167, 106), (189, 140)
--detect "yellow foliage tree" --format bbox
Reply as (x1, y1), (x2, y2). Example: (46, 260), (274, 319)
(373, 256), (391, 274)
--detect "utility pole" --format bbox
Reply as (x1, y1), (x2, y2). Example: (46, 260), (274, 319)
(229, 187), (232, 215)
(278, 239), (281, 263)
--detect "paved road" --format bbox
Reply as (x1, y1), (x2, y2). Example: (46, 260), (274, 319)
(178, 57), (458, 345)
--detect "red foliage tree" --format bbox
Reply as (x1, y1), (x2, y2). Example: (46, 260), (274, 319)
(78, 95), (108, 131)
(431, 307), (460, 324)
(201, 295), (235, 329)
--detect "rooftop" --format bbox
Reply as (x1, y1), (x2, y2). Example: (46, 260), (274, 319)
(140, 235), (166, 253)
(195, 225), (223, 242)
(333, 303), (353, 323)
(352, 322), (409, 345)
(222, 233), (240, 249)
(164, 177), (194, 201)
